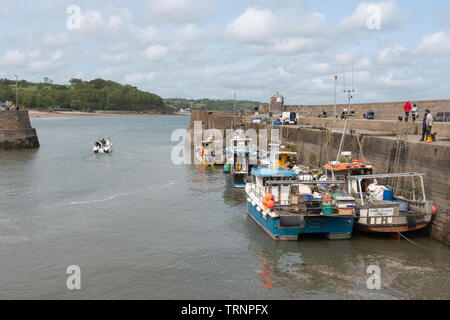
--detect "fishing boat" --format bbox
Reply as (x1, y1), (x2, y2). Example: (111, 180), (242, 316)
(321, 154), (435, 233)
(245, 144), (356, 241)
(224, 134), (257, 188)
(93, 137), (112, 154)
(194, 137), (221, 167)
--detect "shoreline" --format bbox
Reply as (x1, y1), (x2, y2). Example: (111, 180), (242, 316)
(28, 110), (180, 119)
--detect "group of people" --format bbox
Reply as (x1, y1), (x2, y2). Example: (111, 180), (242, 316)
(403, 101), (419, 122)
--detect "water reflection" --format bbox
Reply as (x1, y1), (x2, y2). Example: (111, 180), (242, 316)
(222, 179), (247, 207)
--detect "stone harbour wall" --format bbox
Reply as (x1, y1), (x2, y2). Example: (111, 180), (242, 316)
(0, 111), (40, 149)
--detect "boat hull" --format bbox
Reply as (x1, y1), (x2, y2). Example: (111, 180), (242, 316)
(355, 205), (433, 233)
(355, 222), (429, 233)
(247, 200), (354, 241)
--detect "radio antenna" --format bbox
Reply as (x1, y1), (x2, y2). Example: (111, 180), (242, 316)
(343, 65), (346, 92)
(352, 62), (354, 90)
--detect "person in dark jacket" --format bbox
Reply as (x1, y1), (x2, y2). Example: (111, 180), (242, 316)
(420, 110), (433, 141)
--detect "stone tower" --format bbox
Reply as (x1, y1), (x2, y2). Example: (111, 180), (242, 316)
(270, 92), (284, 115)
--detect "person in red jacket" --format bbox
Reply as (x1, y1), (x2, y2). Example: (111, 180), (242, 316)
(403, 101), (412, 122)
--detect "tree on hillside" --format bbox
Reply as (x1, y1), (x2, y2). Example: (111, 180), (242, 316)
(69, 78), (82, 86)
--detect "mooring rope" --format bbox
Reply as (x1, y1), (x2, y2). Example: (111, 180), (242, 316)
(370, 207), (450, 254)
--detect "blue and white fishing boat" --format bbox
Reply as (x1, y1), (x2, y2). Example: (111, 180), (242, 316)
(245, 144), (356, 241)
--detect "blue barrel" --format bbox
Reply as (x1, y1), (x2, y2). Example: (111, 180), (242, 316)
(399, 201), (408, 211)
(383, 190), (394, 201)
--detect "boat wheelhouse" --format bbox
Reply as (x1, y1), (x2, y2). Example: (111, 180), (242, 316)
(245, 164), (356, 241)
(224, 135), (257, 188)
(259, 145), (297, 169)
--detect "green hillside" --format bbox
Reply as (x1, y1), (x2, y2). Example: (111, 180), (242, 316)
(0, 78), (169, 113)
(165, 98), (268, 111)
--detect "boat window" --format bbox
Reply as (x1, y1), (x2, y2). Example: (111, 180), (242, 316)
(326, 170), (332, 179)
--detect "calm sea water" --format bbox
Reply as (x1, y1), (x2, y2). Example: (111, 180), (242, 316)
(0, 115), (449, 299)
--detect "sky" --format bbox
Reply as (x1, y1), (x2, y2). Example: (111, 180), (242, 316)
(1, 0), (450, 105)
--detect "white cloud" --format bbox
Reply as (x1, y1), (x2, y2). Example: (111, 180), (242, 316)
(144, 45), (169, 61)
(136, 26), (159, 44)
(146, 0), (213, 24)
(1, 50), (27, 67)
(124, 72), (155, 85)
(41, 32), (71, 48)
(376, 71), (423, 87)
(376, 44), (406, 64)
(225, 7), (275, 43)
(173, 24), (203, 43)
(415, 31), (450, 57)
(259, 37), (320, 54)
(101, 52), (130, 64)
(337, 1), (408, 34)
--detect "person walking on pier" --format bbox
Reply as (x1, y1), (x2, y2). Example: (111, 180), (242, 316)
(412, 104), (418, 122)
(403, 101), (412, 122)
(341, 106), (348, 119)
(420, 109), (433, 142)
(425, 109), (433, 143)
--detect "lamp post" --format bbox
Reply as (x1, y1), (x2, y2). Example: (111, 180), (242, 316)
(15, 75), (18, 107)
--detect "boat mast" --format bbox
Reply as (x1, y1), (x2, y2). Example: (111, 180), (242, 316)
(336, 63), (356, 162)
(233, 93), (236, 129)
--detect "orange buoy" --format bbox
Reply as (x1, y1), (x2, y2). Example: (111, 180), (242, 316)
(262, 198), (268, 206)
(432, 206), (437, 214)
(266, 200), (275, 209)
(265, 193), (273, 201)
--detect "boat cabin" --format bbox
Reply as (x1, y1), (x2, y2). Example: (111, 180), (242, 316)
(323, 159), (374, 194)
(249, 167), (297, 205)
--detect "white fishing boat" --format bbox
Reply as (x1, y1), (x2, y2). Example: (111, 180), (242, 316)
(93, 137), (112, 154)
(320, 155), (435, 233)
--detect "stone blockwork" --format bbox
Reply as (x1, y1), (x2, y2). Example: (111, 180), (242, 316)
(188, 110), (450, 245)
(0, 111), (40, 149)
(296, 117), (450, 138)
(190, 110), (450, 137)
(284, 99), (450, 120)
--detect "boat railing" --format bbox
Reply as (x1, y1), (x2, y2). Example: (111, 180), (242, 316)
(347, 172), (428, 205)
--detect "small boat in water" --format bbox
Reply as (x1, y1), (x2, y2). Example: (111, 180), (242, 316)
(93, 137), (112, 154)
(245, 144), (356, 241)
